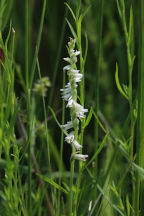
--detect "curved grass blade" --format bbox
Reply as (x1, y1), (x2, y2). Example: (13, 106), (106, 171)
(37, 173), (68, 194)
(115, 63), (128, 100)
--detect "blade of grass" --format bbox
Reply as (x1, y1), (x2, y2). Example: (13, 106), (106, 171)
(135, 1), (144, 215)
(57, 72), (66, 216)
(48, 1), (69, 108)
(83, 132), (109, 171)
(30, 0), (46, 88)
(37, 174), (68, 194)
(93, 0), (104, 199)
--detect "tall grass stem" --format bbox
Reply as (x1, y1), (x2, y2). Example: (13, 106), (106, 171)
(57, 72), (65, 216)
(48, 1), (69, 107)
(135, 1), (144, 215)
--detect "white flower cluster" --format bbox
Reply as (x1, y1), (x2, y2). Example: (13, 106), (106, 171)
(61, 38), (88, 162)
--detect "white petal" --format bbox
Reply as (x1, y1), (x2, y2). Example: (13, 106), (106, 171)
(63, 57), (71, 63)
(61, 121), (73, 131)
(71, 69), (80, 73)
(60, 83), (72, 101)
(65, 134), (74, 144)
(75, 51), (80, 56)
(72, 101), (88, 118)
(74, 154), (88, 161)
(66, 97), (73, 108)
(88, 201), (92, 212)
(63, 65), (71, 70)
(73, 140), (82, 150)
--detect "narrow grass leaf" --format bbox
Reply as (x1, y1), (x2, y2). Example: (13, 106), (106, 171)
(1, 0), (14, 31)
(64, 2), (76, 21)
(92, 110), (107, 133)
(37, 174), (68, 194)
(84, 132), (109, 170)
(48, 106), (68, 136)
(66, 18), (78, 41)
(128, 6), (133, 47)
(81, 4), (91, 20)
(97, 184), (125, 216)
(30, 0), (46, 88)
(126, 195), (131, 216)
(115, 63), (128, 100)
(77, 15), (82, 45)
(7, 101), (20, 138)
(116, 0), (122, 19)
(5, 21), (12, 53)
(133, 163), (144, 180)
(83, 32), (88, 65)
(83, 106), (93, 129)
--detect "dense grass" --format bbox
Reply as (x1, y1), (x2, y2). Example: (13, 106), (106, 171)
(0, 0), (144, 215)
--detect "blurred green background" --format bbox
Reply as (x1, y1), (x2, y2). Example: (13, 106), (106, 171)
(0, 0), (138, 177)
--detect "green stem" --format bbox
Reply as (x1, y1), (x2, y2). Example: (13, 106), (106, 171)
(57, 72), (65, 216)
(27, 90), (31, 215)
(93, 0), (104, 202)
(36, 58), (51, 172)
(48, 1), (69, 107)
(73, 129), (84, 216)
(25, 0), (31, 214)
(30, 0), (46, 89)
(135, 1), (144, 215)
(121, 1), (136, 213)
(25, 0), (29, 90)
(69, 150), (75, 216)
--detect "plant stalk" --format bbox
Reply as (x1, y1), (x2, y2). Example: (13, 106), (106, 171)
(135, 1), (144, 215)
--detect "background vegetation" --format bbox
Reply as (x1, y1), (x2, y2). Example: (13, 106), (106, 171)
(0, 0), (144, 215)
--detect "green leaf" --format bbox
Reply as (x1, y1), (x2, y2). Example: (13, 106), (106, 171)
(110, 184), (119, 197)
(84, 132), (109, 170)
(0, 0), (14, 31)
(92, 110), (107, 133)
(81, 4), (91, 20)
(48, 106), (68, 136)
(8, 101), (20, 137)
(128, 6), (133, 47)
(30, 0), (47, 88)
(126, 195), (130, 216)
(5, 21), (12, 54)
(83, 107), (93, 129)
(37, 173), (68, 194)
(133, 163), (144, 180)
(115, 63), (128, 100)
(83, 32), (88, 65)
(66, 18), (78, 41)
(122, 84), (128, 95)
(64, 2), (76, 21)
(97, 185), (125, 216)
(77, 15), (82, 45)
(116, 0), (122, 19)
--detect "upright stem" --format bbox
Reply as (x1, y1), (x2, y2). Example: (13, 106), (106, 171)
(30, 0), (46, 88)
(94, 0), (104, 196)
(37, 59), (51, 172)
(73, 12), (85, 214)
(25, 0), (29, 90)
(69, 150), (75, 216)
(25, 0), (31, 214)
(135, 1), (144, 215)
(57, 72), (65, 216)
(48, 2), (69, 108)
